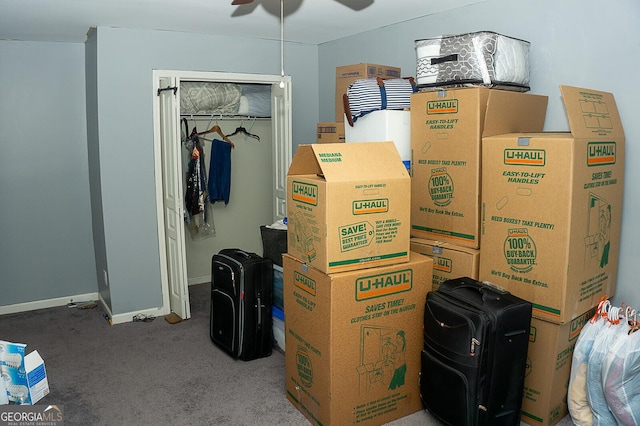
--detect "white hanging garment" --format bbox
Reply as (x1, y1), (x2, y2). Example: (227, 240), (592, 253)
(586, 305), (629, 426)
(601, 308), (640, 426)
(568, 300), (610, 426)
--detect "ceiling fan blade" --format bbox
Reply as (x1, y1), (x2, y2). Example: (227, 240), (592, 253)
(231, 0), (254, 5)
(333, 0), (374, 11)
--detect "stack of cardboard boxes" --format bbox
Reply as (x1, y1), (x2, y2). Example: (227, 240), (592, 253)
(409, 87), (547, 287)
(304, 61), (625, 426)
(410, 85), (625, 426)
(283, 140), (434, 425)
(478, 86), (625, 425)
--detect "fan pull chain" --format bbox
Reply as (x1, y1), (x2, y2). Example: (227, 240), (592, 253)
(279, 0), (285, 88)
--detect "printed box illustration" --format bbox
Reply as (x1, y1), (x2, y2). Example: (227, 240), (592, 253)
(287, 142), (410, 274)
(283, 252), (433, 425)
(410, 88), (548, 249)
(479, 86), (625, 324)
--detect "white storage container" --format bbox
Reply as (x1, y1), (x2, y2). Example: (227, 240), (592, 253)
(415, 31), (530, 91)
(344, 110), (411, 170)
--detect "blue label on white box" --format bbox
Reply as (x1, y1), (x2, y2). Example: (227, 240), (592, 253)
(27, 364), (46, 385)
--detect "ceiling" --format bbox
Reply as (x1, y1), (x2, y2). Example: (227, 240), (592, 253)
(0, 0), (485, 45)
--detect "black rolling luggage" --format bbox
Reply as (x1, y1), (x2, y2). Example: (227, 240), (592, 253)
(210, 248), (273, 361)
(420, 277), (532, 426)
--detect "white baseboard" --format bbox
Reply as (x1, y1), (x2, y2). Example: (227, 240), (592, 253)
(0, 292), (100, 316)
(0, 293), (170, 327)
(108, 306), (168, 325)
(97, 294), (169, 325)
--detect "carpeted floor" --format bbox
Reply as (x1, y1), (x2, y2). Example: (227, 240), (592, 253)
(0, 283), (574, 425)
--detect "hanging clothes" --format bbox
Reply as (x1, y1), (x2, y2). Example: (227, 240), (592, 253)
(208, 139), (232, 205)
(183, 127), (216, 239)
(185, 134), (208, 216)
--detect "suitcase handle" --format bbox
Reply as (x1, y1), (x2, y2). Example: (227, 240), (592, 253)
(257, 295), (262, 325)
(449, 282), (506, 301)
(234, 249), (252, 258)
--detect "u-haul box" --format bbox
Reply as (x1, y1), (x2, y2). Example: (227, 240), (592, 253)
(521, 308), (596, 426)
(410, 88), (548, 249)
(287, 142), (410, 274)
(284, 252), (433, 425)
(479, 86), (625, 324)
(410, 237), (479, 291)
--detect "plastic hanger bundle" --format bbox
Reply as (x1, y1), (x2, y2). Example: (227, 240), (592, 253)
(569, 299), (640, 426)
(569, 299), (611, 426)
(601, 306), (640, 425)
(586, 304), (629, 425)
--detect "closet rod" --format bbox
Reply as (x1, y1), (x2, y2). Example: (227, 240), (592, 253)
(157, 86), (178, 96)
(180, 114), (270, 121)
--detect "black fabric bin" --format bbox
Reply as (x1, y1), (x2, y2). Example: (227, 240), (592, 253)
(260, 225), (287, 267)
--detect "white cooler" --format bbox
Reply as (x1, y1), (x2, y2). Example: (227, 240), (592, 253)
(344, 109), (411, 170)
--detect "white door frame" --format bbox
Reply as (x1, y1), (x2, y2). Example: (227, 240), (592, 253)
(152, 70), (292, 319)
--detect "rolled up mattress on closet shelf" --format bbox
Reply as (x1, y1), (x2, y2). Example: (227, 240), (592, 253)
(179, 82), (242, 115)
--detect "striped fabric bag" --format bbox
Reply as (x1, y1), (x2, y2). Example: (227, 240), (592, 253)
(344, 77), (416, 126)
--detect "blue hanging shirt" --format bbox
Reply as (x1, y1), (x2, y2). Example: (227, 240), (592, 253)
(208, 139), (232, 205)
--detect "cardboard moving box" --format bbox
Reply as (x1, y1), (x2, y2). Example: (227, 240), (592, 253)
(287, 142), (410, 274)
(521, 308), (595, 426)
(480, 86), (625, 324)
(410, 88), (548, 249)
(335, 63), (401, 122)
(410, 237), (480, 291)
(284, 252), (433, 425)
(317, 121), (345, 144)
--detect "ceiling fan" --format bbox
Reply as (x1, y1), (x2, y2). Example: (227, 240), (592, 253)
(231, 0), (373, 11)
(230, 0), (373, 88)
(231, 0), (288, 87)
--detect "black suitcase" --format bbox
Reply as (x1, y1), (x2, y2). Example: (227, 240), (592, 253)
(210, 248), (273, 361)
(420, 277), (532, 426)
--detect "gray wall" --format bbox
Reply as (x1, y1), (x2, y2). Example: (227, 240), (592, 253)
(87, 27), (319, 315)
(1, 0), (638, 315)
(85, 33), (111, 308)
(0, 41), (98, 305)
(319, 0), (640, 309)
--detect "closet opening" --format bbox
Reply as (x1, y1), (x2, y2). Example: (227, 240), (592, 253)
(153, 70), (292, 320)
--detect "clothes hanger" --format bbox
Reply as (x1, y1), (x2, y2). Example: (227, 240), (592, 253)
(227, 118), (260, 142)
(196, 123), (235, 148)
(181, 117), (190, 141)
